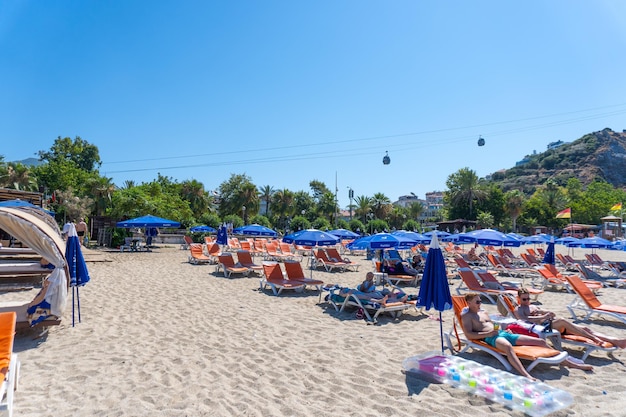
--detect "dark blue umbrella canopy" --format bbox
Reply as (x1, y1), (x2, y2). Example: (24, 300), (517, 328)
(283, 229), (340, 246)
(459, 228), (522, 247)
(543, 240), (556, 265)
(522, 234), (553, 244)
(393, 230), (429, 243)
(345, 235), (374, 250)
(368, 233), (417, 249)
(416, 233), (452, 354)
(216, 225), (228, 245)
(579, 236), (613, 249)
(327, 229), (360, 239)
(0, 199), (55, 216)
(423, 230), (451, 239)
(232, 224), (277, 237)
(65, 222), (90, 327)
(116, 215), (180, 228)
(66, 224), (90, 287)
(190, 225), (216, 233)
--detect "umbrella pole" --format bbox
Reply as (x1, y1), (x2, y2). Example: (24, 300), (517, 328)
(439, 311), (444, 355)
(77, 287), (82, 323)
(72, 287), (76, 327)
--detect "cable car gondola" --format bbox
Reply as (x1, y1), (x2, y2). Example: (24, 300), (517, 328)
(382, 151), (391, 165)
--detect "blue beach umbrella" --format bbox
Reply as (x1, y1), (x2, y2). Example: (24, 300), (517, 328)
(327, 229), (360, 239)
(283, 229), (340, 247)
(345, 235), (374, 251)
(440, 233), (464, 243)
(579, 236), (612, 249)
(0, 199), (55, 216)
(283, 229), (340, 277)
(116, 214), (180, 228)
(521, 234), (553, 244)
(543, 239), (556, 265)
(232, 224), (277, 237)
(416, 233), (452, 354)
(216, 225), (228, 245)
(424, 230), (451, 239)
(190, 225), (216, 233)
(459, 228), (522, 247)
(393, 230), (429, 243)
(65, 223), (90, 327)
(368, 233), (417, 250)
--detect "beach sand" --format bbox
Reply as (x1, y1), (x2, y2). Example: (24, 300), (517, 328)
(3, 244), (625, 416)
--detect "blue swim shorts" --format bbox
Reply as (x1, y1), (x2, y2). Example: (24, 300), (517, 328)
(484, 330), (520, 347)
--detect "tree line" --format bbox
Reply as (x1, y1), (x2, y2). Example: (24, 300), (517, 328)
(1, 137), (625, 238)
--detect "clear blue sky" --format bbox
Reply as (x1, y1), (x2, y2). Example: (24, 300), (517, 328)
(2, 1), (625, 209)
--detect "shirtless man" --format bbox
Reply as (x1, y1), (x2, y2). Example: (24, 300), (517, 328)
(461, 293), (592, 380)
(75, 219), (88, 244)
(515, 288), (626, 349)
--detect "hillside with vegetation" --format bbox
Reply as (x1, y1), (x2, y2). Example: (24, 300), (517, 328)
(488, 128), (626, 195)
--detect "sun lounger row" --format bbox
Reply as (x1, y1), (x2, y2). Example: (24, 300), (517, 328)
(260, 261), (323, 296)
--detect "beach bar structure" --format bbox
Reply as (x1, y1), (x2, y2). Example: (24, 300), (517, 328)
(600, 215), (622, 240)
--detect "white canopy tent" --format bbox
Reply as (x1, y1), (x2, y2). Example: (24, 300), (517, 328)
(0, 207), (68, 324)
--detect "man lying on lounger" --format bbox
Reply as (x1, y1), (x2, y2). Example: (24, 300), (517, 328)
(461, 293), (592, 380)
(340, 272), (408, 306)
(514, 288), (626, 349)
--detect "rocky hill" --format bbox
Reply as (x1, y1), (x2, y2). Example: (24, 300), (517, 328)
(487, 128), (626, 194)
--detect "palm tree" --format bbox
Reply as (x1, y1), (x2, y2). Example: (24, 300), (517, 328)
(505, 189), (525, 232)
(446, 167), (487, 219)
(258, 185), (274, 217)
(354, 195), (371, 223)
(0, 163), (38, 191)
(270, 189), (295, 230)
(87, 176), (116, 217)
(371, 192), (391, 219)
(240, 182), (260, 223)
(408, 201), (424, 220)
(180, 179), (210, 219)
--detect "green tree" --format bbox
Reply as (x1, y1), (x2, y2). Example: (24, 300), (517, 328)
(270, 188), (295, 231)
(258, 185), (274, 217)
(445, 167), (486, 220)
(0, 162), (38, 191)
(370, 193), (391, 219)
(476, 211), (494, 229)
(354, 195), (372, 223)
(504, 189), (525, 232)
(290, 215), (311, 231)
(217, 174), (257, 220)
(180, 179), (210, 220)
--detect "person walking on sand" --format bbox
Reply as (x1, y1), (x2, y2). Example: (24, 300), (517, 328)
(75, 218), (88, 245)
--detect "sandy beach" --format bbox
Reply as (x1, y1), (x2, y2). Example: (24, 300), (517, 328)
(3, 244), (625, 416)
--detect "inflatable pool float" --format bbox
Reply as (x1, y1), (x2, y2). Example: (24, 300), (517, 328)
(402, 351), (573, 417)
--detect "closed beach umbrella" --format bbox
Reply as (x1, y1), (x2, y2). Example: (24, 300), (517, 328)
(65, 222), (90, 327)
(216, 225), (228, 245)
(416, 233), (452, 354)
(232, 224), (277, 237)
(543, 239), (556, 265)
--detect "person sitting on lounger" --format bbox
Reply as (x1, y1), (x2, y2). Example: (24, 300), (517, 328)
(514, 288), (626, 349)
(462, 293), (592, 380)
(383, 258), (419, 277)
(347, 272), (408, 305)
(467, 247), (481, 262)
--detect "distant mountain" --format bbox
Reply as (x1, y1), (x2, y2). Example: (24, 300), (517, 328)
(487, 128), (626, 194)
(13, 158), (42, 167)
